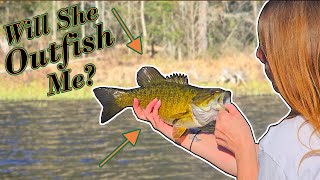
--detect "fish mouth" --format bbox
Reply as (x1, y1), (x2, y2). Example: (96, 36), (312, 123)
(191, 91), (232, 126)
(215, 91), (231, 111)
(219, 91), (231, 104)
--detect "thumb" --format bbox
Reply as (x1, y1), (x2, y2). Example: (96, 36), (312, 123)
(225, 103), (241, 115)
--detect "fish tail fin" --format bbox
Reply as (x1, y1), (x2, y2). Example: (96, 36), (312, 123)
(93, 87), (128, 124)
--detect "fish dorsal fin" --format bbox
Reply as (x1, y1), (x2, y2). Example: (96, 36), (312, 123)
(137, 66), (166, 87)
(166, 73), (189, 85)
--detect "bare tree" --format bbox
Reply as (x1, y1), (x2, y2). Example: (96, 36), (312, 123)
(197, 1), (208, 56)
(81, 1), (85, 38)
(52, 1), (56, 41)
(141, 1), (147, 51)
(189, 2), (196, 59)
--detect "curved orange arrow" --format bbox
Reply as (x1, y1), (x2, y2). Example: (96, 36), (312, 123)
(99, 129), (141, 168)
(112, 8), (143, 55)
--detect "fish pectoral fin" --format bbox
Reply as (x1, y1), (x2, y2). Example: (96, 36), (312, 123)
(172, 126), (187, 140)
(170, 110), (190, 123)
(171, 114), (189, 140)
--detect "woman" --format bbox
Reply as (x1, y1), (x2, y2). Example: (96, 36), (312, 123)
(133, 1), (320, 179)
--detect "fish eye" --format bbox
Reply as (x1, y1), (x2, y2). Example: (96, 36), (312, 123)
(210, 89), (221, 96)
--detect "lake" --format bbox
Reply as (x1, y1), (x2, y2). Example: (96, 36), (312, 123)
(0, 95), (289, 179)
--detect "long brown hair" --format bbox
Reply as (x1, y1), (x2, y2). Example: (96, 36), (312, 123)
(258, 1), (320, 165)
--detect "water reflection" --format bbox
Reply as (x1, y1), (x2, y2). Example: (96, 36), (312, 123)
(0, 96), (289, 179)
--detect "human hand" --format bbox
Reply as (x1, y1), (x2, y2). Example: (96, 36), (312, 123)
(133, 98), (175, 140)
(133, 98), (240, 176)
(214, 104), (256, 158)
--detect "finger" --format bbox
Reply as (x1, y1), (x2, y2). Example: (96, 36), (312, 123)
(214, 128), (227, 138)
(152, 100), (161, 127)
(214, 128), (220, 138)
(214, 130), (228, 145)
(133, 98), (146, 119)
(147, 116), (157, 128)
(215, 138), (228, 148)
(148, 117), (159, 130)
(152, 99), (161, 116)
(143, 109), (156, 127)
(145, 98), (158, 114)
(144, 112), (154, 121)
(216, 110), (229, 122)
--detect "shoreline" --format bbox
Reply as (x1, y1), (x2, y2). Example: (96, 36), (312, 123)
(0, 81), (276, 101)
(0, 53), (275, 100)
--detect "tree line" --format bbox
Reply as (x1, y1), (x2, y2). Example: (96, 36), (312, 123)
(0, 1), (265, 60)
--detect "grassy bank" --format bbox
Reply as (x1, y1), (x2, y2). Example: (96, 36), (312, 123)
(0, 53), (275, 100)
(0, 80), (274, 100)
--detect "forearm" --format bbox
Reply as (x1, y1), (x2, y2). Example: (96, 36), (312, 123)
(179, 132), (237, 176)
(235, 144), (258, 180)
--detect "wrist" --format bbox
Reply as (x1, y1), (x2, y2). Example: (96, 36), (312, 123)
(179, 129), (202, 151)
(234, 142), (256, 160)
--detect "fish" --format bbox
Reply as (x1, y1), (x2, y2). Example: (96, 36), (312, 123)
(93, 66), (232, 140)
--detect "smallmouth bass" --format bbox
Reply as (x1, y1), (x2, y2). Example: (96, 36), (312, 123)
(93, 66), (231, 140)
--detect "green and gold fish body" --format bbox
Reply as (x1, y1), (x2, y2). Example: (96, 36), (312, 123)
(94, 66), (231, 139)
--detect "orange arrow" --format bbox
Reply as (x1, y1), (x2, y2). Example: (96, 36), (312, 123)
(99, 129), (141, 168)
(112, 8), (143, 55)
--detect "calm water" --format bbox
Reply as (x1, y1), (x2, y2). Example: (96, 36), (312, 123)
(0, 95), (289, 179)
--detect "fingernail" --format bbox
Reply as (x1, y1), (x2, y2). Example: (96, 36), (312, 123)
(157, 100), (161, 104)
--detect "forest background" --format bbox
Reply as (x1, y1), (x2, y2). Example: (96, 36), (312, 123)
(0, 1), (270, 100)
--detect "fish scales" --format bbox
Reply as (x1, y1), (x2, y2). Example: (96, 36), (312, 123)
(93, 66), (231, 140)
(121, 83), (196, 121)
